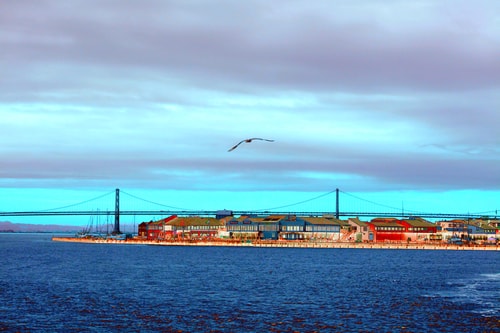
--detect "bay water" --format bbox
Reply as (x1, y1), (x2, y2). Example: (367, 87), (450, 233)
(1, 233), (498, 332)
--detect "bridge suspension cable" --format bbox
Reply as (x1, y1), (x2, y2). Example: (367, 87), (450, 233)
(35, 190), (116, 212)
(120, 190), (195, 211)
(339, 190), (425, 215)
(250, 189), (337, 212)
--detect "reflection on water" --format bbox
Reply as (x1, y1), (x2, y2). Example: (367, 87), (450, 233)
(433, 273), (500, 316)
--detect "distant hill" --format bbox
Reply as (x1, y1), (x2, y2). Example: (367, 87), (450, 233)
(0, 221), (138, 233)
(0, 221), (83, 233)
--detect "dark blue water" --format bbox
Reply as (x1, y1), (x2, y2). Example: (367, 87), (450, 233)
(1, 234), (499, 332)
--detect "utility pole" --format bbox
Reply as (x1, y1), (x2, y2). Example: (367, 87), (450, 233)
(113, 188), (121, 234)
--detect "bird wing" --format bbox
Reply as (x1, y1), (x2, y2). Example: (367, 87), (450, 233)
(227, 140), (245, 152)
(250, 138), (275, 142)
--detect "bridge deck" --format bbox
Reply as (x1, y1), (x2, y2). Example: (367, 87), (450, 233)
(0, 210), (487, 220)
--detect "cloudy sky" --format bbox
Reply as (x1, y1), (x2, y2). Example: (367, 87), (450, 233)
(1, 0), (499, 223)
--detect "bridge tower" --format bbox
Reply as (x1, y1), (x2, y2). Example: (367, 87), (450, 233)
(335, 188), (339, 219)
(113, 188), (121, 234)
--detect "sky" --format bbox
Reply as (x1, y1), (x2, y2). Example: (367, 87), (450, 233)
(1, 0), (499, 225)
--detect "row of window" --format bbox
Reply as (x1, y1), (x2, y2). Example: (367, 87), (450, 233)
(305, 226), (339, 232)
(281, 225), (303, 231)
(407, 227), (428, 231)
(227, 225), (342, 232)
(173, 225), (219, 230)
(443, 227), (467, 232)
(227, 225), (259, 231)
(260, 225), (279, 231)
(231, 226), (343, 232)
(375, 227), (405, 231)
(227, 225), (341, 232)
(440, 223), (465, 228)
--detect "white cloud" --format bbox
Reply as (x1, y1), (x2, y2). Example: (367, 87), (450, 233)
(0, 0), (498, 199)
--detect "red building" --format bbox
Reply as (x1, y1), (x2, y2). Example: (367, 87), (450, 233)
(368, 217), (438, 242)
(399, 218), (438, 242)
(138, 222), (148, 238)
(138, 215), (178, 240)
(368, 218), (406, 242)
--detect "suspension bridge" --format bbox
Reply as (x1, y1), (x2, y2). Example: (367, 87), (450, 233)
(0, 188), (496, 233)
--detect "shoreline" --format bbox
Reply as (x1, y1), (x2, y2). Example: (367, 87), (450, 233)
(51, 237), (500, 251)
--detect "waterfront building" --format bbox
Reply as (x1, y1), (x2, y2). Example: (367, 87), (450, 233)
(138, 215), (178, 240)
(367, 218), (438, 243)
(145, 221), (163, 240)
(225, 216), (261, 240)
(321, 215), (352, 231)
(302, 216), (342, 241)
(399, 218), (438, 242)
(215, 209), (233, 219)
(279, 215), (306, 240)
(166, 216), (224, 239)
(367, 218), (406, 242)
(136, 213), (499, 245)
(436, 219), (468, 241)
(258, 215), (282, 240)
(347, 217), (373, 242)
(467, 220), (498, 243)
(217, 216), (233, 238)
(486, 219), (500, 231)
(138, 221), (148, 238)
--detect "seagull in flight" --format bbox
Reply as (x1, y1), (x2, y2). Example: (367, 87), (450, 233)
(228, 138), (275, 152)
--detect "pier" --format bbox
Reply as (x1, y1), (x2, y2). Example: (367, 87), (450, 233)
(51, 237), (500, 251)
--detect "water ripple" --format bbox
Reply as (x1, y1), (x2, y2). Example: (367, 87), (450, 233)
(0, 234), (498, 332)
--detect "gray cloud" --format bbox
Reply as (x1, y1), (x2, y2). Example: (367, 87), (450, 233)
(3, 0), (499, 92)
(0, 0), (499, 195)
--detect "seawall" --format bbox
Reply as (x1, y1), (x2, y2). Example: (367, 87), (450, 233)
(51, 237), (500, 251)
